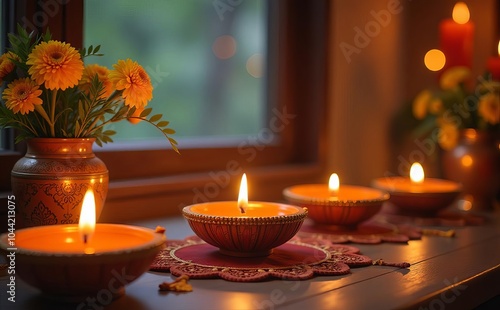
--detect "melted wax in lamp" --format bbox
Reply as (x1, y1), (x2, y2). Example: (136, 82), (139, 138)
(374, 163), (461, 194)
(15, 189), (157, 254)
(287, 173), (387, 202)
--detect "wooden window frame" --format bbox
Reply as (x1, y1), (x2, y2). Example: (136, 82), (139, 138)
(0, 0), (328, 225)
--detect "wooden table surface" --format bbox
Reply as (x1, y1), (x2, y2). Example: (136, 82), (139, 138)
(1, 211), (499, 310)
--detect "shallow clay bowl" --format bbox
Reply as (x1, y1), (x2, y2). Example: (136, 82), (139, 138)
(372, 177), (462, 215)
(283, 184), (389, 227)
(0, 224), (165, 302)
(182, 201), (307, 257)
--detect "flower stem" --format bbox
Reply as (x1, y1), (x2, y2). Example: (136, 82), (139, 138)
(34, 105), (52, 130)
(50, 89), (58, 136)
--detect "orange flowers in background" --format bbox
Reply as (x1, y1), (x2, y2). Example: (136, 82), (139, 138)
(412, 66), (499, 150)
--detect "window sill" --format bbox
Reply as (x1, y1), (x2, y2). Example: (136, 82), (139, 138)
(101, 162), (323, 222)
(0, 162), (323, 227)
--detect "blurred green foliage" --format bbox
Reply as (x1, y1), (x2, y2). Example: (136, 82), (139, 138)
(84, 0), (266, 143)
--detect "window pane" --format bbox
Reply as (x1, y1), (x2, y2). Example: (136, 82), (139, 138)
(0, 3), (5, 151)
(84, 0), (267, 145)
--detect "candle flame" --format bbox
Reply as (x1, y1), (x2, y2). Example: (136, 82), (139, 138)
(410, 163), (425, 184)
(452, 2), (470, 24)
(497, 40), (500, 56)
(79, 189), (96, 244)
(238, 173), (248, 214)
(328, 173), (340, 196)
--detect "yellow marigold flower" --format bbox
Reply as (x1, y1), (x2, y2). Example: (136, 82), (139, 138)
(27, 40), (84, 90)
(412, 90), (432, 120)
(439, 66), (470, 90)
(2, 78), (43, 115)
(429, 98), (444, 115)
(109, 59), (153, 109)
(478, 93), (500, 125)
(437, 120), (459, 150)
(79, 64), (113, 99)
(0, 51), (19, 84)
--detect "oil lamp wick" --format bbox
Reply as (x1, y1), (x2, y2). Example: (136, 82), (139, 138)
(83, 234), (88, 244)
(238, 203), (246, 214)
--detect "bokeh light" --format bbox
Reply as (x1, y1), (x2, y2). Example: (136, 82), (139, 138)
(212, 35), (237, 59)
(424, 49), (446, 71)
(246, 53), (263, 78)
(452, 2), (470, 24)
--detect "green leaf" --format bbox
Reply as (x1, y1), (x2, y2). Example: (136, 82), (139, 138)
(140, 108), (152, 118)
(101, 135), (113, 143)
(74, 122), (80, 135)
(162, 128), (176, 135)
(149, 114), (162, 123)
(127, 106), (137, 117)
(78, 102), (85, 118)
(102, 130), (116, 136)
(156, 121), (169, 127)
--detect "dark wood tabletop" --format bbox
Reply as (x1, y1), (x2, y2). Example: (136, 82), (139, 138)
(1, 211), (499, 310)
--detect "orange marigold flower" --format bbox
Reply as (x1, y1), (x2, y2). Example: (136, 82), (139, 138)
(437, 120), (459, 150)
(109, 59), (153, 109)
(27, 40), (84, 90)
(2, 78), (43, 115)
(79, 64), (113, 99)
(478, 93), (500, 125)
(0, 51), (19, 84)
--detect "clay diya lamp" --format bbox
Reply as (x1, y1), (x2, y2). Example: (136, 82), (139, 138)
(372, 163), (462, 215)
(283, 173), (389, 228)
(182, 174), (307, 257)
(0, 189), (166, 302)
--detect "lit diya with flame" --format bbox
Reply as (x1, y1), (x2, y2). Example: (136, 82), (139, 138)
(372, 163), (462, 215)
(0, 189), (166, 301)
(283, 174), (389, 228)
(182, 174), (307, 257)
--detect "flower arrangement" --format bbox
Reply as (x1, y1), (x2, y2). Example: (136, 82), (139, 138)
(412, 66), (499, 150)
(0, 26), (178, 152)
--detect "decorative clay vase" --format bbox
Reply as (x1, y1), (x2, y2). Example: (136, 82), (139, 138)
(11, 138), (108, 228)
(441, 129), (500, 211)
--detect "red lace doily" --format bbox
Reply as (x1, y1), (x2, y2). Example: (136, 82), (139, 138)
(150, 237), (409, 282)
(381, 203), (487, 226)
(297, 219), (422, 244)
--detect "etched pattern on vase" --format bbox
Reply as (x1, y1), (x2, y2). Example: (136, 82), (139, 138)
(11, 138), (109, 228)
